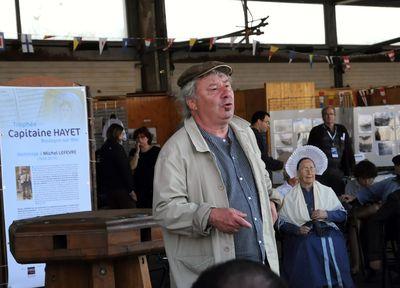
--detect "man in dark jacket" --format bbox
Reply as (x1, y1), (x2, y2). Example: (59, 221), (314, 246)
(250, 111), (283, 177)
(308, 106), (355, 196)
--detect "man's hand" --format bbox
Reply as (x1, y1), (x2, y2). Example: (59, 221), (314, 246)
(311, 209), (328, 220)
(298, 225), (311, 235)
(209, 208), (252, 234)
(340, 194), (356, 203)
(270, 201), (278, 224)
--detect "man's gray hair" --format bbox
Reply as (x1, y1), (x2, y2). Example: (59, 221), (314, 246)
(176, 70), (232, 119)
(321, 106), (335, 117)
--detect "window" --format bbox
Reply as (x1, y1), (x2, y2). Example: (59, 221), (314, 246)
(19, 0), (127, 40)
(0, 0), (17, 39)
(336, 5), (400, 45)
(165, 0), (325, 44)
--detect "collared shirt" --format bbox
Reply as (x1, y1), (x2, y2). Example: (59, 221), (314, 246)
(276, 181), (293, 198)
(357, 176), (400, 204)
(200, 127), (265, 263)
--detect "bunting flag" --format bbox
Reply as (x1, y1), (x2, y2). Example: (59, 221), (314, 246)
(318, 91), (325, 108)
(0, 32), (4, 51)
(43, 35), (55, 40)
(73, 37), (82, 51)
(21, 34), (34, 53)
(99, 38), (107, 55)
(268, 45), (279, 61)
(252, 40), (258, 56)
(379, 87), (387, 104)
(209, 37), (216, 51)
(325, 56), (334, 65)
(343, 56), (351, 70)
(144, 38), (152, 49)
(288, 50), (296, 64)
(163, 38), (175, 51)
(188, 38), (197, 51)
(309, 54), (314, 68)
(387, 50), (395, 62)
(358, 90), (368, 106)
(230, 36), (236, 48)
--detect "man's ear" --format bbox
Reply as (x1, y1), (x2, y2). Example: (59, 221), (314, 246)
(186, 99), (197, 111)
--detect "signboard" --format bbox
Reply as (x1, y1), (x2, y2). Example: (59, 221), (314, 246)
(0, 86), (92, 287)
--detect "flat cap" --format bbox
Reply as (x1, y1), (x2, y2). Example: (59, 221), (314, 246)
(177, 61), (232, 88)
(392, 155), (400, 165)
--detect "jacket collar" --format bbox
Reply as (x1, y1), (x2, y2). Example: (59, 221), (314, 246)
(184, 116), (250, 153)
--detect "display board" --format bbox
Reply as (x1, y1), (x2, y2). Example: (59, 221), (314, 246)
(353, 105), (400, 167)
(0, 86), (92, 287)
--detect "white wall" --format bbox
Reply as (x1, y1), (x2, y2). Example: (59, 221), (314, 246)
(0, 61), (141, 97)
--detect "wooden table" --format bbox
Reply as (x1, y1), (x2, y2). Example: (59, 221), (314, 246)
(9, 209), (164, 288)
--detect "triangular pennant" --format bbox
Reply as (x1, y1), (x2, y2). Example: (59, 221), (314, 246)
(379, 87), (387, 104)
(145, 38), (152, 48)
(21, 34), (34, 53)
(288, 50), (296, 64)
(163, 38), (175, 51)
(122, 38), (129, 48)
(309, 54), (314, 68)
(99, 37), (107, 55)
(189, 38), (197, 50)
(343, 56), (351, 70)
(209, 37), (216, 51)
(0, 32), (5, 51)
(325, 56), (334, 65)
(73, 37), (82, 51)
(230, 36), (236, 48)
(43, 35), (55, 40)
(387, 50), (395, 62)
(268, 45), (279, 61)
(252, 40), (258, 56)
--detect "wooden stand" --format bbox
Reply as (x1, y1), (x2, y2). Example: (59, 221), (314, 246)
(9, 209), (164, 288)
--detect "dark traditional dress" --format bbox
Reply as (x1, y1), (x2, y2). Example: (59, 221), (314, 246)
(279, 182), (354, 288)
(308, 124), (355, 196)
(129, 146), (160, 208)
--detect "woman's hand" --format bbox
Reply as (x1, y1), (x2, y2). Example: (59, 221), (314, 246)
(340, 194), (356, 203)
(311, 209), (327, 220)
(298, 225), (311, 235)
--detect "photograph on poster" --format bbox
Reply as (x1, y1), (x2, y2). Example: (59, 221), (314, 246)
(358, 114), (373, 133)
(274, 119), (292, 133)
(297, 132), (310, 147)
(293, 118), (312, 133)
(359, 135), (373, 153)
(15, 166), (33, 201)
(374, 112), (394, 127)
(275, 133), (293, 147)
(378, 142), (394, 156)
(276, 147), (293, 163)
(312, 118), (323, 127)
(375, 127), (395, 141)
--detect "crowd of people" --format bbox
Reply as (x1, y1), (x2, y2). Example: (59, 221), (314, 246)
(95, 61), (400, 288)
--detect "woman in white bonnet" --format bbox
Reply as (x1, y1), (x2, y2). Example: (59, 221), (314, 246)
(278, 145), (353, 288)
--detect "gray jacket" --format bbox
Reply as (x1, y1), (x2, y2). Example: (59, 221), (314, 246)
(153, 116), (281, 288)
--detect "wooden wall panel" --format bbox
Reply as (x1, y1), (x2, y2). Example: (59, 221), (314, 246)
(126, 96), (181, 146)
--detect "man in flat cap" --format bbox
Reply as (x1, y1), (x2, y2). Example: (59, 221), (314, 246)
(341, 154), (400, 275)
(153, 61), (281, 288)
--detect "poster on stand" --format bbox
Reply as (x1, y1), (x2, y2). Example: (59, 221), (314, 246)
(0, 86), (92, 288)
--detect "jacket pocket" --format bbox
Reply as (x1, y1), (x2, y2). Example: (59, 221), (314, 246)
(176, 255), (214, 275)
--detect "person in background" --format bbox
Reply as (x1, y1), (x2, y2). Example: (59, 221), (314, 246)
(102, 113), (127, 142)
(192, 259), (287, 288)
(153, 61), (281, 288)
(341, 160), (378, 275)
(276, 171), (298, 198)
(129, 126), (160, 208)
(308, 106), (355, 196)
(279, 145), (353, 288)
(341, 155), (400, 276)
(250, 111), (284, 176)
(98, 123), (136, 209)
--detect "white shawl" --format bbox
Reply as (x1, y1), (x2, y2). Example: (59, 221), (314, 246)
(279, 181), (345, 227)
